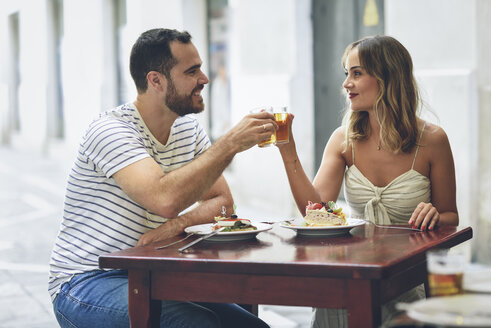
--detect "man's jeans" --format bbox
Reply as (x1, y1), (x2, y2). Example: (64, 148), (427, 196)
(53, 269), (269, 328)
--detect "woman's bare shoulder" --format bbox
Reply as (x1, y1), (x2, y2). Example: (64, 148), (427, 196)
(332, 126), (347, 139)
(331, 126), (349, 149)
(324, 126), (348, 155)
(421, 121), (450, 145)
(420, 121), (452, 156)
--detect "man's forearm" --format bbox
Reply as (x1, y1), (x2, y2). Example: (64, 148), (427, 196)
(136, 178), (233, 246)
(121, 112), (275, 220)
(156, 137), (238, 218)
(173, 191), (234, 233)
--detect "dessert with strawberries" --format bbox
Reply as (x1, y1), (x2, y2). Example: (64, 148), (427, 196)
(304, 201), (347, 226)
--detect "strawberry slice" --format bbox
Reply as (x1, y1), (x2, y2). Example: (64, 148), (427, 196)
(306, 201), (323, 210)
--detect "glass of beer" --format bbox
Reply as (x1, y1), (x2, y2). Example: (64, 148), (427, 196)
(273, 106), (290, 144)
(427, 249), (466, 297)
(251, 106), (275, 147)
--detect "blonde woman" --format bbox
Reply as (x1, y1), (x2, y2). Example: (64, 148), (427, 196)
(277, 35), (458, 326)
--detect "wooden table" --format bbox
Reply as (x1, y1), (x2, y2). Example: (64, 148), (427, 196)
(99, 224), (472, 328)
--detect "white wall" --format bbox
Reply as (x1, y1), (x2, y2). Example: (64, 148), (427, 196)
(385, 0), (491, 262)
(475, 0), (491, 263)
(225, 0), (313, 220)
(417, 70), (478, 231)
(0, 0), (210, 162)
(60, 0), (105, 153)
(386, 0), (479, 231)
(3, 1), (50, 152)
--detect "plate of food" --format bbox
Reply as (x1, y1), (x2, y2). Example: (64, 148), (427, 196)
(280, 201), (365, 236)
(184, 215), (272, 241)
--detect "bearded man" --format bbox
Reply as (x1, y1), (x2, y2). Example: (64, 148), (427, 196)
(49, 28), (273, 328)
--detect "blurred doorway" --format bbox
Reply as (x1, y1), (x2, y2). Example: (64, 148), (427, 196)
(207, 0), (231, 142)
(312, 0), (384, 171)
(6, 12), (21, 144)
(46, 0), (65, 139)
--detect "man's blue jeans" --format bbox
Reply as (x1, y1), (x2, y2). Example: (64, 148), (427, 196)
(53, 269), (269, 328)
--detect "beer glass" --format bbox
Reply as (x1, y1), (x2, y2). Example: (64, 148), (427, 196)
(427, 249), (466, 297)
(273, 106), (290, 144)
(251, 106), (275, 147)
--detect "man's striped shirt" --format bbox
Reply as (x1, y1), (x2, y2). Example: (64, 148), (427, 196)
(48, 103), (210, 301)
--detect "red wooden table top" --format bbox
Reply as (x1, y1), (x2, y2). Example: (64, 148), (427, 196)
(99, 224), (472, 280)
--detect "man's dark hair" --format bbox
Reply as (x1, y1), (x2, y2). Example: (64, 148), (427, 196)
(130, 28), (192, 93)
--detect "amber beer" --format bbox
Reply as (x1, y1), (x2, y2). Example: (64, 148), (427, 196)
(255, 106), (290, 147)
(252, 106), (275, 147)
(258, 133), (276, 147)
(274, 112), (290, 144)
(428, 272), (464, 297)
(427, 249), (465, 297)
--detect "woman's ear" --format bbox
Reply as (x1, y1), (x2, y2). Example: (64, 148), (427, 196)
(147, 71), (166, 92)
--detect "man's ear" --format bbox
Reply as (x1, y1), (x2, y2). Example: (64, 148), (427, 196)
(147, 71), (166, 92)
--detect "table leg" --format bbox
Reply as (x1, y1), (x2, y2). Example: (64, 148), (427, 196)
(423, 263), (431, 298)
(346, 280), (381, 328)
(238, 304), (258, 316)
(128, 270), (161, 328)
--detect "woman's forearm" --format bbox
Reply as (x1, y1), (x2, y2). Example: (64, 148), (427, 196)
(438, 211), (459, 226)
(279, 140), (322, 216)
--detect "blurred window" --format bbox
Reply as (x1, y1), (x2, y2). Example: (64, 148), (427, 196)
(102, 0), (127, 109)
(113, 0), (127, 105)
(207, 0), (231, 141)
(47, 0), (65, 138)
(7, 12), (20, 133)
(312, 0), (384, 171)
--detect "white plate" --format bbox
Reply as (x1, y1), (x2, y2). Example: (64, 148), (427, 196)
(464, 266), (491, 293)
(280, 218), (365, 236)
(184, 222), (272, 241)
(466, 281), (491, 294)
(405, 294), (491, 327)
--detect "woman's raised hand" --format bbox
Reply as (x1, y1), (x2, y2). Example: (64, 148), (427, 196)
(276, 113), (295, 150)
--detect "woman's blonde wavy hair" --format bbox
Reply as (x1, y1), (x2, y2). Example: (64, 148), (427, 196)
(341, 35), (421, 154)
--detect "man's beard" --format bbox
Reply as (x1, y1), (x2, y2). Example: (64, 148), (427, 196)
(166, 79), (204, 116)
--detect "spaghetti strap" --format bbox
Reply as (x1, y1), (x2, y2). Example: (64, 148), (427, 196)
(351, 142), (355, 165)
(411, 122), (427, 170)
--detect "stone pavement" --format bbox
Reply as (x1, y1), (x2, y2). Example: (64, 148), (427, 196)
(0, 146), (66, 328)
(0, 145), (310, 328)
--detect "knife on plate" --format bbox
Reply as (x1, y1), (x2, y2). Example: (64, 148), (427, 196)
(178, 227), (225, 253)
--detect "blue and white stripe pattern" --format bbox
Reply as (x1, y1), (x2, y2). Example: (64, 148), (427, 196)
(48, 103), (210, 301)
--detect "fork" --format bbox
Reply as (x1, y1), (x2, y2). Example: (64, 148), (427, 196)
(359, 218), (422, 232)
(155, 233), (196, 250)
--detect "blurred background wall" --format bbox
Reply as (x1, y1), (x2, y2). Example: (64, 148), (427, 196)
(0, 0), (489, 263)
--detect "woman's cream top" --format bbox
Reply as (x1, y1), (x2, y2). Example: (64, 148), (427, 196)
(344, 123), (430, 224)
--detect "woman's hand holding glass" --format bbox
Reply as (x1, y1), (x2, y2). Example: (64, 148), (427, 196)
(275, 112), (295, 149)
